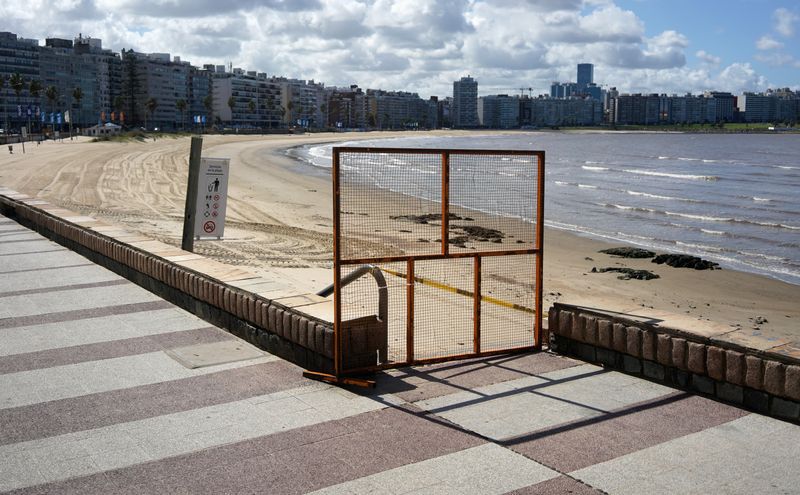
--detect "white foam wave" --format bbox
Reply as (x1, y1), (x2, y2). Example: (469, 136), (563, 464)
(626, 190), (683, 201)
(676, 241), (723, 253)
(665, 211), (732, 222)
(658, 156), (670, 160)
(578, 184), (597, 189)
(700, 228), (726, 235)
(778, 166), (798, 170)
(752, 197), (771, 202)
(554, 181), (570, 186)
(582, 165), (610, 171)
(623, 169), (718, 180)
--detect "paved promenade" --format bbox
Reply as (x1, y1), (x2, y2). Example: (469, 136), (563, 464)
(1, 213), (799, 494)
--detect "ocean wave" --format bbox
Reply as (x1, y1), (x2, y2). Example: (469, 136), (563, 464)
(675, 241), (724, 253)
(554, 181), (571, 186)
(600, 203), (656, 213)
(752, 197), (771, 202)
(623, 169), (719, 180)
(657, 156), (670, 160)
(582, 165), (610, 171)
(700, 228), (727, 235)
(626, 190), (693, 202)
(664, 211), (800, 231)
(578, 184), (598, 189)
(585, 160), (605, 165)
(778, 166), (798, 170)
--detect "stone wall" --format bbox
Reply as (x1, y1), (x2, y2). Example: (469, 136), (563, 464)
(548, 303), (800, 422)
(0, 195), (337, 373)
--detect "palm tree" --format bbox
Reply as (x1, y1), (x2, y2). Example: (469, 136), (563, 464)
(175, 98), (187, 131)
(45, 86), (59, 130)
(9, 73), (24, 130)
(202, 94), (213, 132)
(26, 79), (42, 134)
(145, 97), (157, 130)
(248, 99), (256, 127)
(113, 95), (125, 123)
(72, 87), (83, 128)
(286, 100), (294, 126)
(227, 96), (235, 125)
(0, 75), (7, 136)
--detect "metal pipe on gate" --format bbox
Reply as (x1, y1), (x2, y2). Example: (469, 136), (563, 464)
(317, 265), (388, 323)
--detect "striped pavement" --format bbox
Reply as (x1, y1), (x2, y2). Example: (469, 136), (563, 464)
(1, 213), (799, 494)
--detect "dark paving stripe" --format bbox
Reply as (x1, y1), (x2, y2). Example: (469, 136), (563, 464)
(0, 279), (128, 299)
(9, 406), (485, 495)
(507, 475), (604, 494)
(0, 230), (30, 236)
(378, 351), (581, 402)
(506, 392), (749, 473)
(0, 327), (231, 375)
(0, 359), (306, 446)
(0, 238), (57, 245)
(0, 248), (67, 256)
(0, 263), (94, 275)
(0, 300), (173, 330)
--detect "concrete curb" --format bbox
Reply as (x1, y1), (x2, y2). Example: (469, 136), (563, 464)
(548, 303), (800, 422)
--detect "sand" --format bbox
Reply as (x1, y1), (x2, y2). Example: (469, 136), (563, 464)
(0, 131), (797, 344)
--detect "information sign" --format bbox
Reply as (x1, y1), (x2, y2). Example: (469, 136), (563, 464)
(193, 157), (230, 238)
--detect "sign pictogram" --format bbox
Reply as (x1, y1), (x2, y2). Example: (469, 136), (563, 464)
(194, 157), (230, 238)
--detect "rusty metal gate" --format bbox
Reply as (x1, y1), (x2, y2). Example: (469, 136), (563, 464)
(332, 147), (544, 377)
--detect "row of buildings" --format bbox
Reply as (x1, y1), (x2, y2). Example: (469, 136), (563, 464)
(1, 31), (798, 132)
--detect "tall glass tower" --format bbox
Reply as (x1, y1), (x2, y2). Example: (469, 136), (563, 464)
(577, 63), (594, 90)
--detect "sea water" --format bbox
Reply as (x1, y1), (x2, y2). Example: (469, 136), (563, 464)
(289, 132), (800, 286)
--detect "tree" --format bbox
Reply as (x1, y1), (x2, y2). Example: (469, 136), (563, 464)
(176, 98), (187, 130)
(112, 95), (125, 124)
(247, 99), (256, 127)
(227, 96), (235, 124)
(202, 94), (213, 132)
(45, 86), (59, 127)
(72, 87), (83, 127)
(286, 100), (294, 125)
(9, 73), (24, 129)
(0, 75), (7, 134)
(145, 97), (157, 130)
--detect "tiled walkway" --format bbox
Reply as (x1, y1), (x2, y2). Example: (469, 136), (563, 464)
(1, 213), (798, 494)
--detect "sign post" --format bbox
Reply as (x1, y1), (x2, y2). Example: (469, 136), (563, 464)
(181, 137), (203, 252)
(20, 127), (26, 154)
(193, 157), (230, 240)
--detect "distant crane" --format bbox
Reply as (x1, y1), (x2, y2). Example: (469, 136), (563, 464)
(519, 87), (533, 98)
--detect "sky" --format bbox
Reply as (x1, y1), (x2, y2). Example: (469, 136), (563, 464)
(1, 0), (798, 98)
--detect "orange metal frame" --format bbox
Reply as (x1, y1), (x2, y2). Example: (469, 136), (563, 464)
(332, 147), (545, 377)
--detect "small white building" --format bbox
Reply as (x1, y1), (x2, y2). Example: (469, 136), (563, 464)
(84, 122), (122, 137)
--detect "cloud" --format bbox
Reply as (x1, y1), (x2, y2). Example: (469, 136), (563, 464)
(756, 35), (784, 50)
(0, 0), (779, 98)
(696, 50), (720, 66)
(774, 7), (799, 37)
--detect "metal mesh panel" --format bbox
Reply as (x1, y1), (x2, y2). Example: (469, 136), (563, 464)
(338, 152), (443, 259)
(480, 254), (536, 352)
(449, 153), (539, 253)
(413, 258), (475, 361)
(334, 147), (543, 374)
(339, 262), (407, 371)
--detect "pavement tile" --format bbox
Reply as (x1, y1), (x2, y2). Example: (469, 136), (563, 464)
(570, 413), (800, 495)
(506, 475), (604, 494)
(0, 360), (306, 446)
(506, 392), (748, 472)
(0, 327), (232, 374)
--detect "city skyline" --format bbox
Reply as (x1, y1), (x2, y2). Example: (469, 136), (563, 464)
(1, 1), (798, 99)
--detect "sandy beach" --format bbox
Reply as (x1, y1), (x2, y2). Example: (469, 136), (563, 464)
(0, 131), (797, 341)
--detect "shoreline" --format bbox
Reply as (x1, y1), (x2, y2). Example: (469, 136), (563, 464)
(0, 131), (796, 340)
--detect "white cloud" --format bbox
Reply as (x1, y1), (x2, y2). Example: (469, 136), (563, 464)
(774, 7), (799, 37)
(756, 35), (784, 51)
(0, 0), (779, 97)
(696, 50), (720, 66)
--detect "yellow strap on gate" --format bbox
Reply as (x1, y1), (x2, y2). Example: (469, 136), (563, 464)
(381, 267), (537, 315)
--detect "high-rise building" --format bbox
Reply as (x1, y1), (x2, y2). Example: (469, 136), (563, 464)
(577, 63), (593, 90)
(478, 94), (519, 128)
(452, 75), (478, 128)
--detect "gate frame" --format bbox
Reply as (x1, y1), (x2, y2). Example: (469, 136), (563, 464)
(332, 147), (545, 378)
